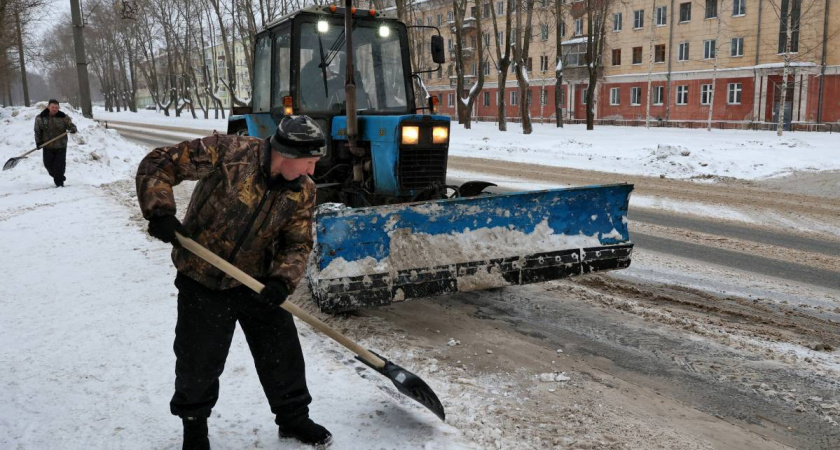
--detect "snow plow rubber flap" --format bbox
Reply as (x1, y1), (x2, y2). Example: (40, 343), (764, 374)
(309, 184), (634, 312)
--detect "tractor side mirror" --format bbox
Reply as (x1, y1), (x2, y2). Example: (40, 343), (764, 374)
(431, 35), (445, 64)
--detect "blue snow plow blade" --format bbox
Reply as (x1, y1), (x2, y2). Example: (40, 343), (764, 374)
(308, 184), (634, 312)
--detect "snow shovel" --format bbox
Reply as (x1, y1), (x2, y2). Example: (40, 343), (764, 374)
(175, 232), (446, 421)
(3, 132), (68, 171)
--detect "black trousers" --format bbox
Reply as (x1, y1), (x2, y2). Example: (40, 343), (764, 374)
(170, 274), (312, 425)
(42, 147), (66, 186)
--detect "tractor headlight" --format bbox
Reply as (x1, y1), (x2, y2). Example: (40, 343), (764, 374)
(379, 25), (390, 37)
(432, 126), (448, 144)
(401, 126), (419, 145)
(317, 20), (329, 33)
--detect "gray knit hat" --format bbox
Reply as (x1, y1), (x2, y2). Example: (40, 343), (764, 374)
(269, 115), (327, 158)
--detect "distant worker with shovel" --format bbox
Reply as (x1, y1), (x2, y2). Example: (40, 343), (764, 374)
(136, 116), (331, 449)
(33, 99), (77, 187)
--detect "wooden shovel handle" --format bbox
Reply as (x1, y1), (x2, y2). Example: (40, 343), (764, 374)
(16, 132), (69, 159)
(175, 232), (386, 369)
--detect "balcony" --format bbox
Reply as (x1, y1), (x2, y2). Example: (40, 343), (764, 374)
(449, 47), (475, 59)
(449, 17), (477, 33)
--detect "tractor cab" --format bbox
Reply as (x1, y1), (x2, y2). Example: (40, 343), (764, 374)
(229, 5), (449, 206)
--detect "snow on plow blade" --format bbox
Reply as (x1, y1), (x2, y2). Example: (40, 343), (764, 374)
(309, 184), (634, 312)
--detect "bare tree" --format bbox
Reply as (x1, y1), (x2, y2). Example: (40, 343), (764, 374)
(451, 0), (487, 128)
(553, 0), (565, 127)
(582, 0), (611, 130)
(763, 0), (831, 135)
(511, 0), (535, 133)
(489, 0), (514, 131)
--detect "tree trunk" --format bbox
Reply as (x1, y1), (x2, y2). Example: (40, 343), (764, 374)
(777, 0), (793, 136)
(14, 10), (30, 106)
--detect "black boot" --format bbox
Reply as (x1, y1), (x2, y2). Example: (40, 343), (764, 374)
(278, 417), (332, 447)
(182, 417), (210, 450)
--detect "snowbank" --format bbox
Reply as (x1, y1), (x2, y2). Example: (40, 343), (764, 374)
(0, 105), (149, 186)
(449, 121), (840, 181)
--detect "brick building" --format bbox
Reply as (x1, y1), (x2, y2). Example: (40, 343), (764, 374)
(411, 0), (840, 126)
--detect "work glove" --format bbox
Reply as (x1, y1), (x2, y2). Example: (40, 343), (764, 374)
(259, 281), (290, 307)
(147, 215), (189, 247)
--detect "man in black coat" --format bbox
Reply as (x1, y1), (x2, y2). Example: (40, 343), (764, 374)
(33, 99), (77, 187)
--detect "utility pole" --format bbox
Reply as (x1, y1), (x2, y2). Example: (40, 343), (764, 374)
(70, 0), (92, 118)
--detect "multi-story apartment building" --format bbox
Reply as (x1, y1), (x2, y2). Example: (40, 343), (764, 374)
(134, 40), (252, 110)
(413, 0), (840, 126)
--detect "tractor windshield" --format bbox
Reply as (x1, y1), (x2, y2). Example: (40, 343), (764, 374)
(298, 19), (409, 114)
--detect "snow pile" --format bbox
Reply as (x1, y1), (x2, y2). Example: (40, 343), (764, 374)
(449, 121), (840, 181)
(0, 105), (149, 186)
(317, 220), (603, 280)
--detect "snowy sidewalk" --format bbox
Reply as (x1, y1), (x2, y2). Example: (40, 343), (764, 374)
(0, 111), (469, 449)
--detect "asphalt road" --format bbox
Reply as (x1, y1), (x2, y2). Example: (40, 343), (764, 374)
(116, 124), (839, 292)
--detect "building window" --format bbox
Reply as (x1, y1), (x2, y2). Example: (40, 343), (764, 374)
(448, 93), (454, 107)
(655, 44), (666, 63)
(656, 6), (667, 26)
(575, 18), (583, 36)
(540, 55), (549, 72)
(701, 84), (713, 105)
(613, 12), (623, 31)
(731, 37), (744, 57)
(610, 87), (620, 105)
(541, 24), (549, 41)
(483, 3), (491, 18)
(540, 89), (548, 105)
(582, 91), (587, 105)
(510, 90), (517, 106)
(448, 11), (454, 22)
(483, 33), (491, 47)
(632, 46), (643, 64)
(704, 39), (716, 59)
(497, 0), (504, 15)
(634, 10), (644, 29)
(484, 61), (491, 75)
(631, 87), (642, 105)
(679, 2), (691, 22)
(426, 16), (432, 26)
(436, 14), (442, 27)
(612, 48), (622, 65)
(497, 31), (504, 47)
(437, 66), (442, 79)
(653, 86), (664, 105)
(733, 0), (746, 16)
(705, 0), (718, 19)
(565, 44), (586, 66)
(678, 42), (690, 61)
(484, 91), (491, 106)
(676, 85), (688, 105)
(560, 22), (566, 37)
(728, 83), (743, 104)
(778, 0), (801, 53)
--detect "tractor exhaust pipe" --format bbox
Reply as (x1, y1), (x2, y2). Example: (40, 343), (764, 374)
(344, 0), (360, 162)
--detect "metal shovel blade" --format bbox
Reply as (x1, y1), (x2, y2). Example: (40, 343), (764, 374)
(3, 157), (24, 171)
(357, 352), (446, 421)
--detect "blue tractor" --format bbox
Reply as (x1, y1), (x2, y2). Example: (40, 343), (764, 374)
(228, 3), (634, 313)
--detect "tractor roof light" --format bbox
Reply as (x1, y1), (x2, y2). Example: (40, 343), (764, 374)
(401, 126), (419, 145)
(317, 20), (329, 33)
(379, 25), (390, 37)
(432, 126), (448, 144)
(283, 96), (293, 115)
(369, 8), (376, 16)
(329, 5), (337, 12)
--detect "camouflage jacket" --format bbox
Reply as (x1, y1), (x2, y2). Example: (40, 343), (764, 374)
(34, 109), (77, 149)
(136, 133), (317, 292)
